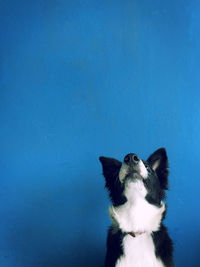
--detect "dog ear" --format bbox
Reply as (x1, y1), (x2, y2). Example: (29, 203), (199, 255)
(99, 156), (122, 181)
(99, 156), (125, 205)
(147, 148), (169, 190)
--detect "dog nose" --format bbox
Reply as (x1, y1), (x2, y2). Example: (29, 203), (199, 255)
(124, 153), (140, 165)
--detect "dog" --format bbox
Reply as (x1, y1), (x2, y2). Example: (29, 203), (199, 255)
(99, 148), (173, 267)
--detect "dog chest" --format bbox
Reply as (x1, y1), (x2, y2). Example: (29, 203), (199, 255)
(116, 234), (165, 267)
(110, 181), (165, 234)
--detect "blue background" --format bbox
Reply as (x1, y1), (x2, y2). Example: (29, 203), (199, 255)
(0, 0), (200, 266)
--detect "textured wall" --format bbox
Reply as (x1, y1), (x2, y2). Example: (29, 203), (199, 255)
(0, 0), (200, 266)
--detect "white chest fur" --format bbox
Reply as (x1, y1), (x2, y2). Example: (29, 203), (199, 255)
(116, 234), (165, 267)
(109, 180), (165, 233)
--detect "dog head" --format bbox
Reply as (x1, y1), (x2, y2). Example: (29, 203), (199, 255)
(99, 148), (169, 207)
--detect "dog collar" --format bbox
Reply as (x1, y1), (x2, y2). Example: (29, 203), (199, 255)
(128, 231), (146, 238)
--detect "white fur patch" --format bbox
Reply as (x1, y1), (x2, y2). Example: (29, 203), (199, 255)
(109, 180), (165, 233)
(116, 234), (165, 267)
(138, 160), (148, 178)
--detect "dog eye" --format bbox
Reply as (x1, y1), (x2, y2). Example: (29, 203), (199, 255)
(145, 165), (151, 172)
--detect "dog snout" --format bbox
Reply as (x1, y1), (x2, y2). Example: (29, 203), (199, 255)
(124, 153), (140, 165)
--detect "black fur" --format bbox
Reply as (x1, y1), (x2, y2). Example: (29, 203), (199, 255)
(147, 148), (169, 190)
(152, 224), (174, 267)
(104, 226), (125, 267)
(99, 148), (174, 267)
(99, 157), (126, 206)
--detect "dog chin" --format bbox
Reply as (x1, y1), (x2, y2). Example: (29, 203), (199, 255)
(124, 173), (143, 184)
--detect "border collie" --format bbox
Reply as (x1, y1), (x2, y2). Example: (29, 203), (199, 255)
(99, 148), (173, 267)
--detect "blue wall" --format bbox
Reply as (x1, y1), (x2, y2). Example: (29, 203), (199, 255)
(0, 0), (200, 266)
